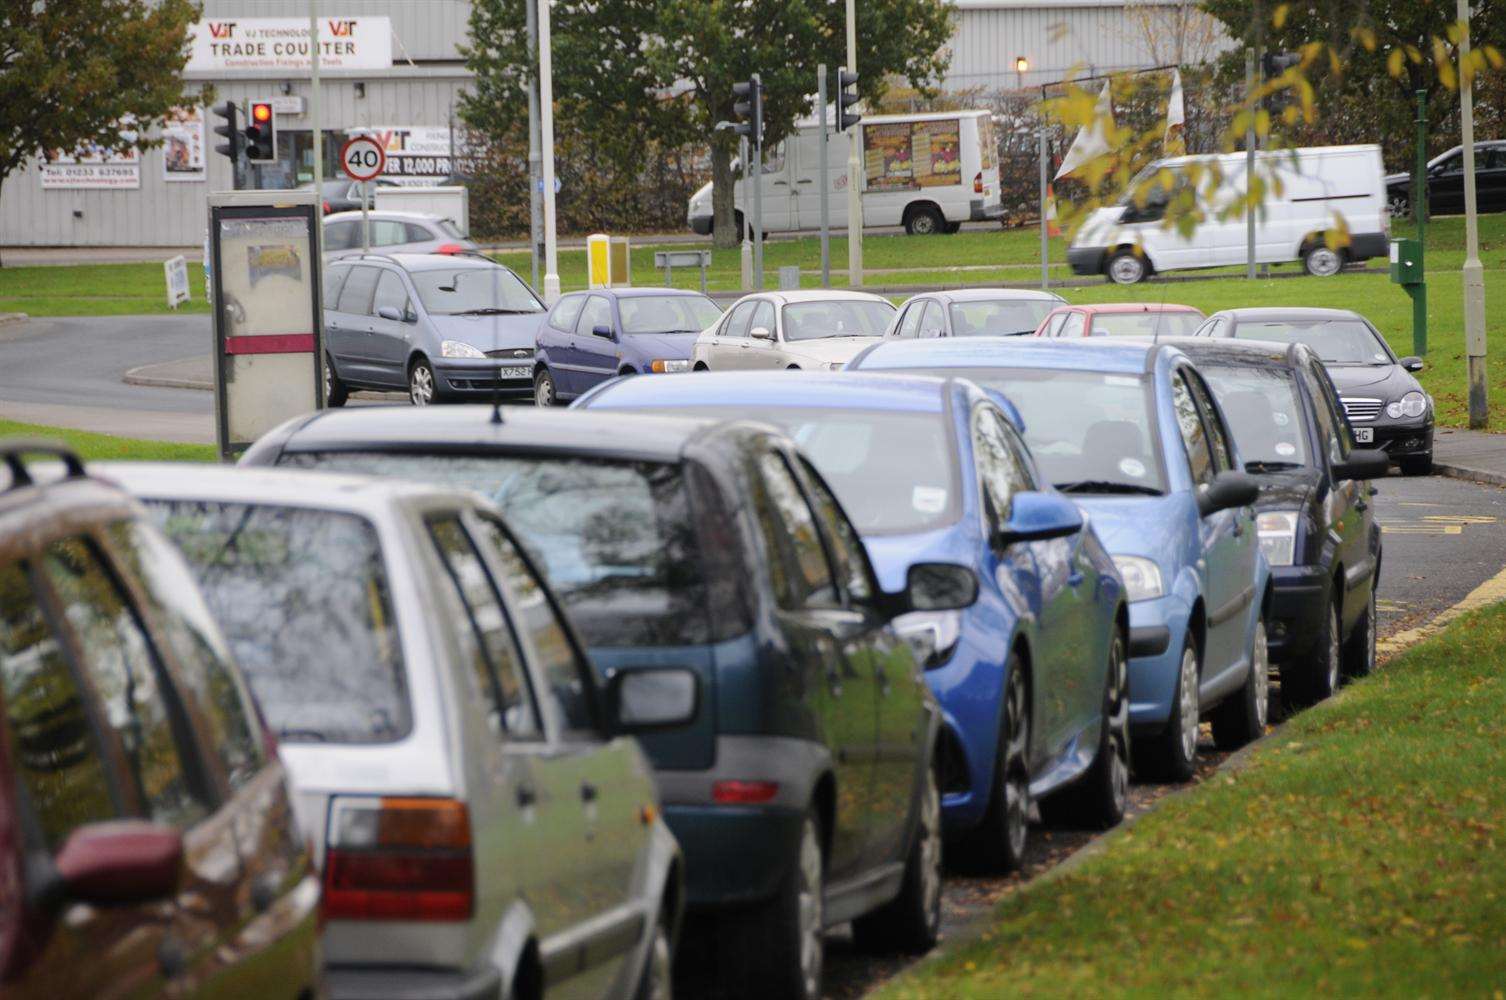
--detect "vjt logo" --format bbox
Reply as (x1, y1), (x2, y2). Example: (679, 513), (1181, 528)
(328, 19), (358, 36)
(207, 21), (236, 38)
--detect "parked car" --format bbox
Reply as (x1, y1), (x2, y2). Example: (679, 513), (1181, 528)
(322, 251), (546, 407)
(886, 289), (1066, 340)
(306, 177), (403, 213)
(849, 338), (1272, 780)
(1034, 302), (1205, 339)
(576, 370), (1132, 867)
(323, 209), (476, 258)
(241, 406), (955, 999)
(102, 461), (686, 1000)
(1160, 339), (1388, 705)
(693, 290), (895, 371)
(1191, 307), (1434, 475)
(533, 287), (724, 406)
(1069, 145), (1389, 283)
(1386, 140), (1506, 219)
(0, 442), (320, 997)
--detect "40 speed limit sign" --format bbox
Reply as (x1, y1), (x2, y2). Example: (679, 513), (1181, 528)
(340, 135), (386, 182)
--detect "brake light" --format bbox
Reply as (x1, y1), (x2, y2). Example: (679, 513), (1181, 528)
(436, 243), (465, 255)
(323, 797), (473, 922)
(974, 171), (983, 194)
(322, 200), (331, 215)
(712, 780), (780, 804)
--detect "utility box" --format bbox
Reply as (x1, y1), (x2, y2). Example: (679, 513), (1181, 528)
(1389, 238), (1423, 285)
(610, 236), (631, 286)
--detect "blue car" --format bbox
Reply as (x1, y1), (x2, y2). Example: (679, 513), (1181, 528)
(849, 338), (1271, 781)
(533, 287), (724, 406)
(577, 370), (1132, 870)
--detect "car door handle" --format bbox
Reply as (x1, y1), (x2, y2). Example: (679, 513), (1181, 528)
(580, 780), (598, 804)
(515, 783), (537, 808)
(797, 179), (814, 184)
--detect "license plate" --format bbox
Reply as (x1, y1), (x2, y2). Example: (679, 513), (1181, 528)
(496, 366), (531, 379)
(1354, 427), (1374, 444)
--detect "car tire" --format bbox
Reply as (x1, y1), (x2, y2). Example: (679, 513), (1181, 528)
(1387, 191), (1410, 221)
(633, 912), (674, 1000)
(324, 354), (349, 408)
(717, 808), (824, 1000)
(1288, 597), (1341, 707)
(408, 356), (438, 406)
(1106, 249), (1147, 285)
(1302, 244), (1344, 277)
(1041, 629), (1131, 829)
(852, 763), (942, 954)
(1342, 584), (1377, 679)
(905, 205), (945, 236)
(693, 362), (709, 372)
(1134, 631), (1199, 782)
(534, 368), (560, 407)
(1400, 453), (1433, 476)
(1211, 617), (1270, 751)
(953, 657), (1030, 872)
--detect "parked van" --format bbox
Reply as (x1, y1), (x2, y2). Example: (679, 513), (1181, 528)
(687, 109), (1003, 237)
(1067, 144), (1389, 283)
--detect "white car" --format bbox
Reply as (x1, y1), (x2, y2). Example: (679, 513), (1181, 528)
(323, 209), (476, 258)
(692, 289), (896, 371)
(100, 463), (688, 1000)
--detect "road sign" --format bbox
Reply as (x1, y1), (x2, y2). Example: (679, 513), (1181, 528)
(164, 255), (190, 309)
(340, 135), (386, 182)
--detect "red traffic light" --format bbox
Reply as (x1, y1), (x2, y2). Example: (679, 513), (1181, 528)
(251, 102), (272, 123)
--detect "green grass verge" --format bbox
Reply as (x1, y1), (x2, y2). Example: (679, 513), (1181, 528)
(0, 420), (216, 463)
(880, 601), (1506, 998)
(0, 262), (211, 317)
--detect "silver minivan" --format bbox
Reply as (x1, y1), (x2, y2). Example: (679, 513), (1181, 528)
(101, 463), (687, 1000)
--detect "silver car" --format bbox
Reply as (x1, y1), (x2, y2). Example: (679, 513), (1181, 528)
(692, 289), (896, 371)
(100, 463), (688, 1000)
(324, 209), (477, 258)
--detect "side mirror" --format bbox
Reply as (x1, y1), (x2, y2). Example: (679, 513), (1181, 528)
(994, 491), (1083, 547)
(904, 562), (979, 612)
(591, 324), (616, 341)
(750, 325), (775, 342)
(1399, 356), (1424, 372)
(376, 305), (403, 322)
(607, 668), (699, 732)
(1331, 448), (1390, 481)
(52, 821), (183, 907)
(1196, 470), (1260, 517)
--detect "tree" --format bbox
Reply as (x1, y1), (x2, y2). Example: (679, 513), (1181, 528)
(0, 0), (202, 240)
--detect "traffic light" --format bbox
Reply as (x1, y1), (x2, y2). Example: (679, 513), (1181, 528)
(836, 67), (861, 132)
(732, 75), (763, 147)
(244, 101), (277, 163)
(212, 101), (240, 162)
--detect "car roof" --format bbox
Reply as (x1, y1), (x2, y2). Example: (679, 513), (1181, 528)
(1217, 307), (1364, 323)
(324, 210), (446, 223)
(1071, 302), (1203, 315)
(924, 288), (1064, 303)
(92, 462), (477, 516)
(563, 286), (713, 300)
(587, 370), (959, 414)
(1152, 337), (1304, 368)
(852, 336), (1165, 376)
(0, 450), (142, 562)
(745, 289), (893, 305)
(329, 252), (499, 272)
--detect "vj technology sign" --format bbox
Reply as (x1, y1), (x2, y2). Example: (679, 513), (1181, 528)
(187, 17), (393, 72)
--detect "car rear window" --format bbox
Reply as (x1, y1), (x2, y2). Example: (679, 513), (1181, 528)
(1088, 311), (1203, 338)
(144, 500), (411, 744)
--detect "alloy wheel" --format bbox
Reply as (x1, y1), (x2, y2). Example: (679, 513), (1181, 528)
(1106, 635), (1131, 813)
(409, 362), (434, 406)
(1177, 645), (1200, 765)
(1002, 671), (1030, 861)
(1306, 246), (1341, 277)
(1327, 603), (1342, 693)
(1109, 254), (1145, 284)
(917, 768), (943, 935)
(1252, 620), (1271, 731)
(1365, 589), (1377, 671)
(796, 817), (824, 999)
(535, 371), (554, 407)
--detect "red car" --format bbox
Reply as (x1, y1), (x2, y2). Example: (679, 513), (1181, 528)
(1034, 302), (1206, 339)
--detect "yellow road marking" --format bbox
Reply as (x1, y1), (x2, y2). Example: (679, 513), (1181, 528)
(1381, 524), (1462, 535)
(1377, 561), (1506, 657)
(1422, 514), (1499, 525)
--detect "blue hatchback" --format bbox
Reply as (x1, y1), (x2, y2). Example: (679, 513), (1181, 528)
(849, 338), (1272, 781)
(533, 287), (724, 406)
(577, 370), (1132, 870)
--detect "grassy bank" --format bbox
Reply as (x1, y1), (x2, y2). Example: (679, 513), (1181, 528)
(0, 420), (216, 463)
(880, 601), (1506, 998)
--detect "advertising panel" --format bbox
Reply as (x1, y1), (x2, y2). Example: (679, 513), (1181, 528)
(862, 118), (962, 192)
(187, 17), (393, 73)
(162, 106), (206, 183)
(40, 141), (140, 190)
(863, 123), (914, 192)
(355, 127), (460, 185)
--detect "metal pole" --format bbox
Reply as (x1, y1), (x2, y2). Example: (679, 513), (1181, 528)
(1245, 48), (1256, 281)
(740, 135), (753, 290)
(309, 0), (321, 223)
(362, 180), (371, 253)
(1039, 128), (1049, 290)
(845, 0), (862, 287)
(1414, 89), (1428, 357)
(525, 0), (543, 290)
(752, 73), (763, 290)
(818, 64), (831, 288)
(1459, 0), (1488, 427)
(539, 0), (560, 303)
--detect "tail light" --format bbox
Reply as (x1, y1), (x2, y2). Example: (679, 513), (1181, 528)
(973, 171), (984, 194)
(323, 797), (473, 922)
(436, 243), (466, 255)
(712, 780), (780, 804)
(322, 200), (332, 215)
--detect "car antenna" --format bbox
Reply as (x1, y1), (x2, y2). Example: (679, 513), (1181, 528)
(490, 361), (505, 424)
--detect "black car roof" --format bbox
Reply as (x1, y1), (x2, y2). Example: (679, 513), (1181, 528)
(1154, 337), (1305, 369)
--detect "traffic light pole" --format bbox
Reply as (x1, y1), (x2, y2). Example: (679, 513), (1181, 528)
(818, 64), (830, 288)
(1458, 0), (1488, 427)
(310, 0), (321, 213)
(1245, 48), (1256, 281)
(1413, 90), (1428, 357)
(845, 0), (862, 287)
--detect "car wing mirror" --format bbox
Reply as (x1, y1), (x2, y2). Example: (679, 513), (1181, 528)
(899, 562), (980, 614)
(1196, 471), (1260, 517)
(750, 325), (775, 342)
(1399, 355), (1425, 372)
(993, 491), (1083, 547)
(591, 324), (617, 340)
(607, 667), (699, 732)
(376, 305), (403, 322)
(49, 821), (183, 909)
(1331, 448), (1390, 481)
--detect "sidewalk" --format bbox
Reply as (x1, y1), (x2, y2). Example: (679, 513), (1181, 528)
(1433, 426), (1506, 486)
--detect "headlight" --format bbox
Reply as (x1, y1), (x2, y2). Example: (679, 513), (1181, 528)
(894, 611), (963, 671)
(1386, 390), (1428, 419)
(1112, 555), (1163, 603)
(1256, 510), (1300, 567)
(650, 359), (690, 373)
(441, 340), (486, 359)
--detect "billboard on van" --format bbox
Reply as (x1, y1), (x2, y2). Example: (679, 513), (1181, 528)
(864, 119), (962, 191)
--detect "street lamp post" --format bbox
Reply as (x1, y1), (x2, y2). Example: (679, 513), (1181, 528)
(539, 0), (560, 303)
(1459, 0), (1488, 427)
(845, 0), (862, 287)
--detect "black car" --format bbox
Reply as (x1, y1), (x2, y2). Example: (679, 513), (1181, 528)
(305, 177), (402, 214)
(1385, 141), (1506, 220)
(1165, 339), (1388, 705)
(1192, 307), (1434, 475)
(242, 406), (960, 1000)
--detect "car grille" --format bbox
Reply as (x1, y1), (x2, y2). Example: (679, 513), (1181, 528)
(1341, 397), (1383, 422)
(486, 348), (534, 360)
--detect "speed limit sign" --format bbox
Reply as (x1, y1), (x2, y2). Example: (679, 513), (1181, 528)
(340, 135), (386, 182)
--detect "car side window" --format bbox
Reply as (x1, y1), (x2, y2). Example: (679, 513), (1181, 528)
(369, 220), (407, 247)
(0, 560), (122, 851)
(749, 300), (776, 337)
(1171, 370), (1217, 487)
(405, 223), (435, 244)
(372, 269), (410, 318)
(752, 452), (839, 610)
(324, 221), (358, 252)
(997, 412), (1040, 489)
(1059, 311), (1087, 338)
(895, 301), (923, 338)
(917, 300), (945, 338)
(40, 536), (210, 829)
(795, 457), (874, 604)
(722, 301), (756, 339)
(322, 263), (351, 306)
(548, 295), (585, 334)
(336, 265), (380, 315)
(428, 516), (544, 741)
(1186, 371), (1236, 473)
(974, 406), (1025, 527)
(575, 295), (613, 337)
(1300, 359), (1350, 467)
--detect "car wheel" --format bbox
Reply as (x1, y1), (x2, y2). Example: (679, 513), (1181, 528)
(717, 809), (824, 1000)
(324, 354), (349, 408)
(408, 357), (437, 406)
(852, 763), (942, 953)
(1106, 249), (1147, 285)
(1289, 598), (1341, 707)
(1041, 629), (1130, 829)
(534, 368), (559, 407)
(1135, 632), (1199, 782)
(633, 913), (673, 1000)
(955, 657), (1030, 872)
(1303, 244), (1343, 277)
(1387, 191), (1410, 221)
(693, 362), (709, 372)
(1211, 617), (1270, 750)
(1342, 584), (1377, 679)
(905, 205), (945, 236)
(1400, 453), (1433, 476)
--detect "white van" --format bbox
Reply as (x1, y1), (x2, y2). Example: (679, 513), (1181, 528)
(1068, 144), (1389, 283)
(687, 109), (1002, 237)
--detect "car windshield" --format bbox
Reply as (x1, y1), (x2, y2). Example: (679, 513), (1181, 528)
(1199, 364), (1311, 468)
(144, 500), (410, 744)
(1232, 319), (1392, 365)
(1087, 311), (1203, 338)
(948, 300), (1056, 337)
(783, 300), (895, 341)
(410, 266), (544, 316)
(910, 367), (1166, 494)
(618, 294), (723, 335)
(280, 452), (713, 648)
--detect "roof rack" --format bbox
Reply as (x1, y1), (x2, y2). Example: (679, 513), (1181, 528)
(1, 439), (86, 490)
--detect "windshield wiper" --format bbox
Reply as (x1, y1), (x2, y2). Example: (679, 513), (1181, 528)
(276, 728), (329, 742)
(1245, 460), (1304, 472)
(450, 307), (531, 316)
(1054, 480), (1164, 496)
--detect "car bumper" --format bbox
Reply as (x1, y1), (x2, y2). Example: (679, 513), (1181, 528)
(664, 803), (805, 909)
(327, 964), (502, 1000)
(1348, 231), (1389, 261)
(1127, 595), (1190, 728)
(689, 214), (713, 236)
(969, 199), (1004, 222)
(434, 358), (535, 399)
(1068, 246), (1106, 276)
(923, 634), (1008, 833)
(1265, 564), (1329, 662)
(1364, 419), (1433, 459)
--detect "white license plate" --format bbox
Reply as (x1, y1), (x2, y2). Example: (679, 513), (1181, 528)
(1354, 427), (1374, 444)
(496, 366), (531, 379)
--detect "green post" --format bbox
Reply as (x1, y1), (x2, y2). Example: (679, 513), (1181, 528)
(1412, 90), (1428, 355)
